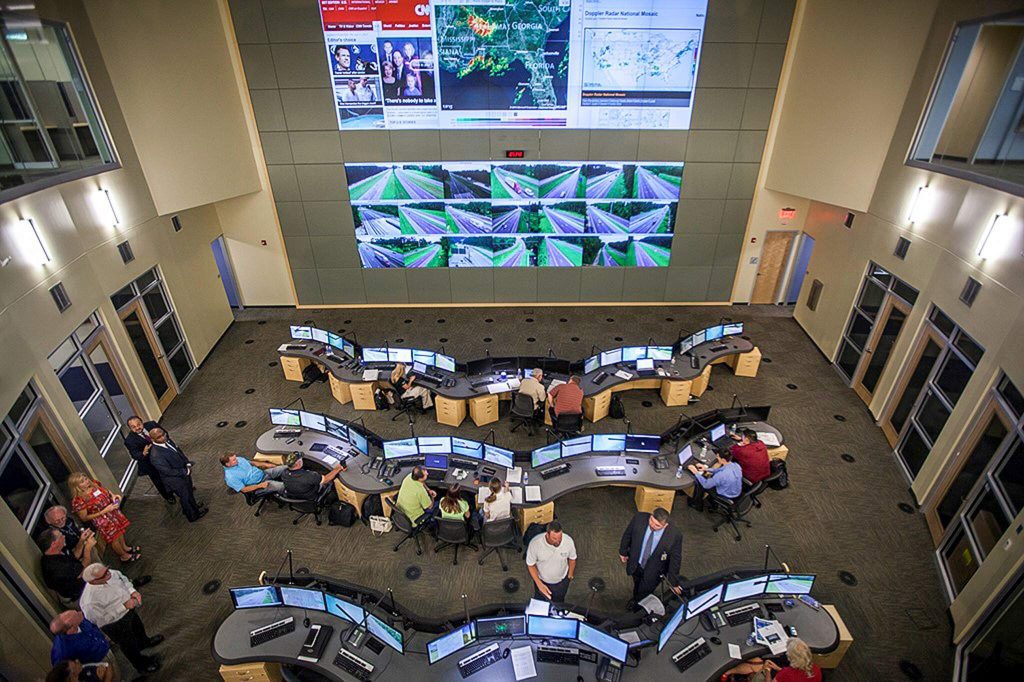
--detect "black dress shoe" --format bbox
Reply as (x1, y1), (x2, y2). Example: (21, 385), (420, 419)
(191, 508), (208, 521)
(144, 634), (165, 648)
(134, 575), (153, 588)
(141, 658), (161, 673)
(163, 496), (175, 504)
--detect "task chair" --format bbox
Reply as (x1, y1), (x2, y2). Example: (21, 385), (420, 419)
(391, 395), (424, 422)
(226, 486), (276, 517)
(509, 393), (538, 436)
(747, 469), (783, 508)
(547, 412), (583, 441)
(277, 486), (333, 526)
(434, 518), (477, 565)
(706, 489), (755, 541)
(477, 518), (521, 571)
(386, 497), (424, 556)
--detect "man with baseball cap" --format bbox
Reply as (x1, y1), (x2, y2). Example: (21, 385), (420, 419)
(79, 563), (162, 674)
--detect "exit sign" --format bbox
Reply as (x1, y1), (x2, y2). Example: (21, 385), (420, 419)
(505, 150), (525, 158)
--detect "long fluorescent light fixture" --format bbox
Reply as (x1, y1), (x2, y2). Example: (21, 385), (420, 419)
(977, 213), (1010, 259)
(907, 185), (932, 223)
(15, 218), (50, 264)
(98, 188), (119, 226)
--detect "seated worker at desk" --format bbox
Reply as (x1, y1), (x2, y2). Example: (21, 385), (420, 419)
(687, 448), (742, 512)
(518, 369), (547, 413)
(220, 454), (287, 494)
(481, 478), (512, 523)
(438, 485), (470, 522)
(526, 521), (577, 603)
(548, 375), (583, 420)
(387, 362), (434, 410)
(730, 428), (771, 484)
(280, 453), (344, 501)
(724, 638), (822, 682)
(396, 466), (437, 524)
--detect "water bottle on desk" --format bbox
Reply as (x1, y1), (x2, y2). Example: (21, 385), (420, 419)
(523, 471), (529, 485)
(675, 464), (683, 479)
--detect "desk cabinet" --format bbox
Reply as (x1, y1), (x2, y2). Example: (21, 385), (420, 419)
(634, 486), (676, 514)
(516, 502), (555, 528)
(690, 365), (712, 397)
(469, 394), (499, 427)
(767, 444), (788, 461)
(659, 379), (692, 407)
(335, 479), (368, 518)
(350, 383), (377, 411)
(329, 373), (353, 405)
(583, 390), (612, 422)
(728, 347), (762, 378)
(219, 662), (281, 682)
(435, 395), (467, 427)
(280, 356), (310, 382)
(815, 605), (852, 668)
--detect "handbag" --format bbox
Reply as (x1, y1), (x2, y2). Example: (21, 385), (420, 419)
(369, 515), (392, 536)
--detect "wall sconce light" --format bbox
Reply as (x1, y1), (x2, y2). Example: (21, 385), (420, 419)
(98, 188), (119, 227)
(14, 218), (50, 264)
(907, 185), (932, 223)
(977, 213), (1011, 259)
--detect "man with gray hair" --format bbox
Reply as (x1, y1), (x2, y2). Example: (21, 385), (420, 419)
(619, 507), (683, 606)
(44, 505), (95, 563)
(80, 563), (162, 674)
(517, 367), (547, 411)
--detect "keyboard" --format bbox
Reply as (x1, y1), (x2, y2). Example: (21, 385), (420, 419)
(536, 644), (580, 665)
(249, 617), (295, 647)
(593, 372), (609, 385)
(724, 603), (762, 626)
(452, 458), (480, 470)
(326, 352), (345, 363)
(672, 637), (711, 672)
(709, 344), (728, 352)
(470, 378), (493, 389)
(539, 463), (571, 480)
(458, 643), (501, 678)
(413, 373), (441, 386)
(285, 344), (306, 351)
(595, 466), (626, 477)
(333, 647), (374, 681)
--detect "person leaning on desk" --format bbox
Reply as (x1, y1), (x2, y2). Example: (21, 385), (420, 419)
(686, 447), (743, 512)
(548, 375), (584, 421)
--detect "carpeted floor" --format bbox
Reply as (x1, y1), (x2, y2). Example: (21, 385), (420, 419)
(116, 304), (953, 681)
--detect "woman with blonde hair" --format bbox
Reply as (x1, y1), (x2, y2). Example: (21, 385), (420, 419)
(388, 362), (434, 409)
(720, 638), (820, 681)
(481, 478), (512, 522)
(68, 473), (138, 562)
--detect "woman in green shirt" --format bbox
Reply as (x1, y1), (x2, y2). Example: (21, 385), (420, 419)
(438, 485), (470, 522)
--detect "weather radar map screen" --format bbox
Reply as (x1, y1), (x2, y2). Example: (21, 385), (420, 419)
(319, 0), (708, 129)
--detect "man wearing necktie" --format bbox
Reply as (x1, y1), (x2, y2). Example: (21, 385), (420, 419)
(618, 507), (683, 606)
(147, 428), (206, 522)
(123, 417), (174, 502)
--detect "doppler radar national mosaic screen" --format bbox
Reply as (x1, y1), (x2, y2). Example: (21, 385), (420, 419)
(348, 162), (680, 269)
(318, 0), (708, 130)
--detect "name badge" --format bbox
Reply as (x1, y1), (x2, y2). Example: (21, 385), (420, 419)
(660, 552), (668, 561)
(92, 489), (102, 497)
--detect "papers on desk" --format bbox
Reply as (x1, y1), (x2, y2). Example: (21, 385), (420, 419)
(753, 617), (789, 655)
(614, 370), (634, 381)
(524, 486), (542, 503)
(487, 381), (510, 394)
(619, 631), (641, 644)
(525, 599), (550, 616)
(758, 431), (781, 447)
(548, 379), (566, 390)
(728, 643), (742, 659)
(477, 486), (524, 504)
(507, 377), (521, 390)
(277, 343), (293, 352)
(321, 455), (340, 468)
(507, 467), (524, 484)
(510, 487), (524, 504)
(361, 369), (380, 381)
(638, 594), (665, 616)
(510, 646), (537, 680)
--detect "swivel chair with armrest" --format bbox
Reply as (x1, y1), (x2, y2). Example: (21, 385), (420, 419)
(546, 412), (583, 441)
(747, 469), (783, 508)
(385, 497), (425, 555)
(706, 489), (755, 541)
(277, 485), (334, 526)
(391, 395), (424, 422)
(509, 393), (539, 436)
(477, 518), (521, 571)
(226, 486), (278, 517)
(434, 518), (477, 565)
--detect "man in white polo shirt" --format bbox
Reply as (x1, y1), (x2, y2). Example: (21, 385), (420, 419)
(525, 521), (577, 603)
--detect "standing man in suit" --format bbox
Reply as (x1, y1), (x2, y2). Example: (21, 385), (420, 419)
(147, 428), (206, 522)
(123, 417), (174, 503)
(618, 507), (683, 606)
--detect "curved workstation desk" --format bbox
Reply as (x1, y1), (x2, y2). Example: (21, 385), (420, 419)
(213, 572), (846, 681)
(276, 324), (762, 427)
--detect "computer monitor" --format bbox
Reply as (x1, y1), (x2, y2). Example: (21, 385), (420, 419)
(475, 615), (526, 638)
(453, 438), (483, 459)
(560, 436), (592, 458)
(578, 623), (628, 663)
(362, 347), (388, 363)
(366, 613), (404, 654)
(765, 574), (815, 595)
(691, 330), (706, 346)
(425, 454), (448, 470)
(723, 322), (744, 336)
(311, 327), (329, 344)
(349, 428), (368, 456)
(412, 349), (435, 367)
(636, 358), (654, 372)
(527, 615), (578, 640)
(657, 600), (688, 652)
(412, 361), (428, 375)
(325, 594), (364, 623)
(705, 325), (724, 342)
(383, 438), (418, 459)
(269, 408), (300, 426)
(279, 586), (326, 611)
(343, 339), (356, 358)
(592, 434), (626, 452)
(435, 354), (456, 373)
(290, 325), (312, 340)
(685, 584), (723, 620)
(584, 355), (600, 374)
(388, 348), (413, 364)
(600, 348), (622, 367)
(625, 435), (661, 454)
(230, 585), (281, 609)
(724, 576), (769, 603)
(427, 623), (476, 665)
(418, 436), (452, 455)
(676, 443), (693, 466)
(622, 346), (645, 362)
(531, 444), (561, 468)
(299, 411), (326, 432)
(709, 423), (727, 441)
(466, 357), (493, 376)
(678, 337), (694, 355)
(325, 417), (348, 442)
(328, 332), (343, 350)
(483, 444), (515, 469)
(647, 346), (673, 361)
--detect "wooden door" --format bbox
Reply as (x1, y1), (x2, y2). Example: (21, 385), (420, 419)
(851, 296), (912, 405)
(751, 231), (796, 304)
(119, 301), (177, 411)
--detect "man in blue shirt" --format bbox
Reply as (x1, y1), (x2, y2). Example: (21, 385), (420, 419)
(220, 453), (287, 494)
(50, 610), (110, 667)
(688, 449), (743, 511)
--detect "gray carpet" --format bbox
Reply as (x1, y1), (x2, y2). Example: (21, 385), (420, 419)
(116, 304), (953, 681)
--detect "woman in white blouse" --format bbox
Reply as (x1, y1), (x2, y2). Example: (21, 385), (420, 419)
(481, 478), (512, 523)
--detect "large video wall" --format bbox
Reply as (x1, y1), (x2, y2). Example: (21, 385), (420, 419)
(348, 161), (681, 268)
(319, 0), (709, 130)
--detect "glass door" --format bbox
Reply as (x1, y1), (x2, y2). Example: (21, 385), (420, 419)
(881, 327), (944, 447)
(119, 301), (176, 411)
(852, 297), (912, 404)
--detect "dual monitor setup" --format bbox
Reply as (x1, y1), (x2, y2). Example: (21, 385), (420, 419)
(268, 409), (369, 458)
(383, 437), (514, 470)
(531, 434), (660, 468)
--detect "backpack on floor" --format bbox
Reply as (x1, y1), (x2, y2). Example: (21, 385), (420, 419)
(302, 363), (325, 382)
(328, 502), (357, 527)
(374, 389), (390, 410)
(609, 394), (626, 420)
(768, 459), (789, 490)
(523, 522), (547, 549)
(361, 495), (383, 525)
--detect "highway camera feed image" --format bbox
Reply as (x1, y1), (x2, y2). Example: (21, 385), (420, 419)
(348, 161), (681, 268)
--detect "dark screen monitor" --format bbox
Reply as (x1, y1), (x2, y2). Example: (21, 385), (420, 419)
(541, 358), (571, 376)
(625, 434), (661, 453)
(466, 357), (493, 376)
(476, 615), (526, 638)
(578, 623), (628, 663)
(230, 585), (281, 609)
(492, 357), (518, 372)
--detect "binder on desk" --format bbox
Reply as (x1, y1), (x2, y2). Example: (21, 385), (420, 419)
(525, 486), (542, 502)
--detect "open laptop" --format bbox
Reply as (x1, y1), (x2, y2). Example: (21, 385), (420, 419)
(424, 454), (449, 481)
(635, 358), (657, 376)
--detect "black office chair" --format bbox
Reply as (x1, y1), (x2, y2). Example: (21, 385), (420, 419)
(706, 490), (755, 541)
(509, 393), (538, 436)
(749, 469), (783, 508)
(277, 486), (333, 526)
(226, 486), (277, 517)
(391, 395), (424, 422)
(434, 518), (477, 565)
(547, 412), (583, 441)
(386, 497), (424, 556)
(477, 518), (521, 571)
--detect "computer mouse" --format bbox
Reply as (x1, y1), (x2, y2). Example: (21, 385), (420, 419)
(710, 637), (721, 646)
(502, 648), (510, 659)
(632, 467), (638, 474)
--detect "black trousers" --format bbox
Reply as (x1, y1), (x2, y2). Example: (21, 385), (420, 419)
(632, 570), (660, 602)
(534, 577), (571, 604)
(102, 610), (153, 671)
(164, 474), (202, 521)
(143, 469), (174, 501)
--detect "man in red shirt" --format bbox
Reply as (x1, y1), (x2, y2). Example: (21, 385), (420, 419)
(729, 428), (771, 483)
(548, 376), (584, 420)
